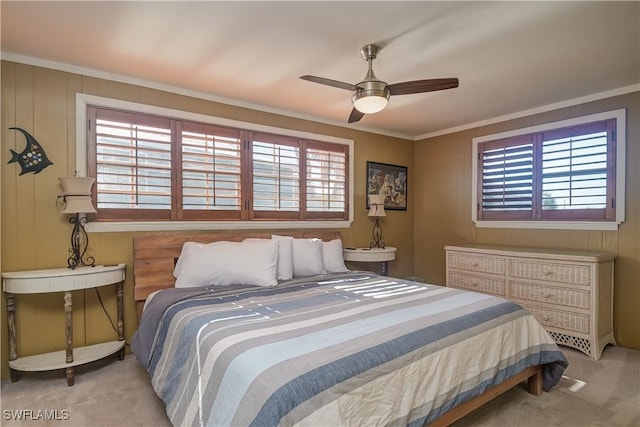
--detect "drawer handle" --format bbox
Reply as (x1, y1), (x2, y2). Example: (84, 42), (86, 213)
(543, 271), (552, 276)
(472, 282), (479, 287)
(543, 293), (551, 298)
(542, 315), (550, 321)
(471, 262), (479, 267)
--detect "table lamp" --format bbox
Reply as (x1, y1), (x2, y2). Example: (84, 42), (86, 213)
(58, 176), (97, 269)
(368, 194), (386, 249)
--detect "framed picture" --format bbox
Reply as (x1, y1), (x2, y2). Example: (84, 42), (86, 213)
(366, 161), (407, 210)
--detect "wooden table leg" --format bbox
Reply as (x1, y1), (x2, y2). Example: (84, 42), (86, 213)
(116, 283), (125, 360)
(64, 291), (74, 386)
(66, 367), (74, 386)
(10, 368), (20, 382)
(6, 293), (20, 382)
(381, 261), (388, 276)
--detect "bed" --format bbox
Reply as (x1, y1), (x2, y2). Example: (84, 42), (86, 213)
(131, 231), (568, 427)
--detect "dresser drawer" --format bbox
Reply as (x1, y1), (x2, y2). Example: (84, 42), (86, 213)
(448, 252), (506, 275)
(509, 281), (590, 310)
(448, 271), (506, 296)
(521, 304), (590, 334)
(510, 260), (591, 286)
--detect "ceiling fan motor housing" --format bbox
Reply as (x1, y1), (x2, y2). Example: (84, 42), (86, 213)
(352, 80), (390, 113)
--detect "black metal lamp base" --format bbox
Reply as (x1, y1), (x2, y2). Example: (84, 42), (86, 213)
(369, 216), (385, 249)
(67, 214), (95, 270)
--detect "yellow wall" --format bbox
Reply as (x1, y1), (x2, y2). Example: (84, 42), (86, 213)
(413, 91), (640, 350)
(2, 60), (637, 382)
(0, 61), (415, 379)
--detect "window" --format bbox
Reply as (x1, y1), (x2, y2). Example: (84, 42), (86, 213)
(86, 105), (350, 225)
(87, 108), (174, 220)
(472, 109), (625, 230)
(181, 122), (243, 218)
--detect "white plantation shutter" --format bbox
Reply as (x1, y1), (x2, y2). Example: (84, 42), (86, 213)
(306, 142), (348, 218)
(92, 109), (172, 220)
(250, 135), (348, 220)
(88, 106), (350, 223)
(541, 122), (610, 216)
(181, 123), (242, 219)
(252, 134), (300, 214)
(480, 136), (533, 219)
(477, 119), (616, 221)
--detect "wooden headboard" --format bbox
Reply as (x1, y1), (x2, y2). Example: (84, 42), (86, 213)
(133, 230), (342, 318)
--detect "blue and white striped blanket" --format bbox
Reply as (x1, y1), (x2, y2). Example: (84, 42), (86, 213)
(131, 273), (567, 427)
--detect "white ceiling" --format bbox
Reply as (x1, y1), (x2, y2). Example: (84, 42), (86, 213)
(1, 1), (639, 139)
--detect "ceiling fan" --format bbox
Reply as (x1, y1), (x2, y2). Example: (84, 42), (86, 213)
(300, 44), (459, 123)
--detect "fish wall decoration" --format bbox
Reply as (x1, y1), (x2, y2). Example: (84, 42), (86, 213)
(7, 127), (53, 175)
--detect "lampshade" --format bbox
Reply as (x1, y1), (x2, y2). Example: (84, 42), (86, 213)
(59, 176), (95, 195)
(58, 176), (97, 214)
(368, 194), (386, 217)
(59, 195), (97, 214)
(353, 95), (389, 114)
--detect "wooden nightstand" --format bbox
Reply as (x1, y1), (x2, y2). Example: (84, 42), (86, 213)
(343, 247), (397, 275)
(2, 264), (126, 385)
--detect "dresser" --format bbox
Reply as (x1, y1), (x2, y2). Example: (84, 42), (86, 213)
(445, 245), (615, 360)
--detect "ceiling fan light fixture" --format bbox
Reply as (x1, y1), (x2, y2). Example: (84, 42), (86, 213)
(353, 94), (388, 114)
(352, 81), (390, 114)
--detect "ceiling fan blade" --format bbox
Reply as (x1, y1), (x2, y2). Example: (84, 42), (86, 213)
(300, 75), (358, 91)
(388, 78), (459, 96)
(348, 108), (365, 123)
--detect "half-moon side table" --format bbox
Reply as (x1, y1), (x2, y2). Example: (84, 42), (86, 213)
(2, 264), (126, 386)
(343, 247), (397, 275)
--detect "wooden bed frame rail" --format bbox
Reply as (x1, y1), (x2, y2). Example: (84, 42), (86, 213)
(429, 365), (543, 426)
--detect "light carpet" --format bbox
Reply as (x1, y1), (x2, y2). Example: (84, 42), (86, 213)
(1, 346), (638, 427)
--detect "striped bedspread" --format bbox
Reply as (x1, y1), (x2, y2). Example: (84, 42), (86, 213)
(131, 273), (567, 427)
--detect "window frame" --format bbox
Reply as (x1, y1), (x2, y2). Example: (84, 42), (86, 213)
(76, 93), (354, 232)
(471, 109), (626, 231)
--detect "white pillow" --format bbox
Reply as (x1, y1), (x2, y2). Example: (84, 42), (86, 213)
(322, 239), (349, 273)
(173, 241), (198, 278)
(292, 238), (326, 277)
(271, 235), (294, 280)
(174, 240), (278, 288)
